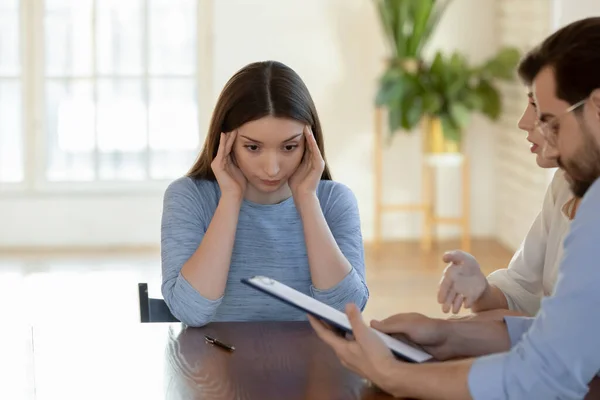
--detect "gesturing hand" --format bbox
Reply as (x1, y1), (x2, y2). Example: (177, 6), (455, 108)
(438, 250), (488, 314)
(211, 131), (247, 200)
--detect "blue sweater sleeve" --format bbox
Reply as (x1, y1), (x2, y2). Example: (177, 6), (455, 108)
(311, 183), (369, 311)
(160, 178), (222, 327)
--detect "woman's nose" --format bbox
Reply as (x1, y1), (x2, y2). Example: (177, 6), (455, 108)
(263, 154), (280, 177)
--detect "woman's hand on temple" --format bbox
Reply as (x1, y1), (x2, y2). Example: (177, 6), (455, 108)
(289, 125), (325, 200)
(211, 131), (247, 200)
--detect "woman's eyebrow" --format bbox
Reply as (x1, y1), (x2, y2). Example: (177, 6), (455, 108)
(238, 133), (302, 144)
(239, 135), (261, 143)
(282, 133), (302, 143)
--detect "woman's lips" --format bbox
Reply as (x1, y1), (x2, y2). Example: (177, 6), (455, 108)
(530, 143), (539, 153)
(261, 179), (281, 186)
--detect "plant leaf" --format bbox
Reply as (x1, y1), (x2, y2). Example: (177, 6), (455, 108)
(406, 0), (434, 56)
(375, 69), (406, 106)
(440, 112), (461, 143)
(479, 47), (521, 80)
(387, 101), (404, 135)
(476, 79), (501, 119)
(418, 0), (453, 55)
(403, 95), (424, 129)
(430, 51), (445, 77)
(422, 91), (443, 114)
(449, 103), (471, 131)
(395, 0), (410, 58)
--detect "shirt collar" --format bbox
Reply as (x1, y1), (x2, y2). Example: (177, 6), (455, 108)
(561, 197), (578, 220)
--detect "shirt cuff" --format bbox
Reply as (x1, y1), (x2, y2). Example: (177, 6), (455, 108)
(175, 272), (223, 306)
(310, 268), (368, 311)
(169, 273), (223, 326)
(468, 353), (507, 399)
(503, 316), (535, 347)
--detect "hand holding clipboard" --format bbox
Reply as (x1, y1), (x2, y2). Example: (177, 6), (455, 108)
(242, 276), (433, 363)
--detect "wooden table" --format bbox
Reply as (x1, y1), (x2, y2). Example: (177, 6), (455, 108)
(161, 321), (391, 399)
(4, 321), (394, 400)
(3, 315), (600, 399)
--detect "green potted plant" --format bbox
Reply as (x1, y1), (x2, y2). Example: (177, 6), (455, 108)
(374, 0), (521, 153)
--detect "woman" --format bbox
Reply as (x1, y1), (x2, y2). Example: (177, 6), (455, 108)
(161, 61), (369, 327)
(437, 65), (580, 318)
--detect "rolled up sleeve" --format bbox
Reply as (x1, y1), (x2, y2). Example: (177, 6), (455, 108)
(311, 268), (368, 311)
(160, 178), (223, 327)
(318, 183), (369, 311)
(503, 316), (535, 347)
(162, 272), (222, 327)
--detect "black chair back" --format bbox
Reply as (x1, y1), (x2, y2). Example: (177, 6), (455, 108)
(138, 283), (180, 323)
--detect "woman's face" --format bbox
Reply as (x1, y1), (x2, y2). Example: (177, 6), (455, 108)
(518, 92), (558, 168)
(233, 116), (305, 197)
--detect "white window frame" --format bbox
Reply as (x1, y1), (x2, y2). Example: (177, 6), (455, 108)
(0, 0), (28, 192)
(2, 0), (213, 195)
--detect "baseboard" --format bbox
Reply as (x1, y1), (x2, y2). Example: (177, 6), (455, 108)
(0, 244), (161, 256)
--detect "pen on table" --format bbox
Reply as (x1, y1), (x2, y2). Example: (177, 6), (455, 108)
(204, 335), (236, 352)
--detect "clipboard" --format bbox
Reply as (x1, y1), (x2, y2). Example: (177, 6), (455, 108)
(241, 275), (433, 363)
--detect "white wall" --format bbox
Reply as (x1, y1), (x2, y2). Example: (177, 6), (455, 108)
(0, 192), (164, 247)
(494, 0), (553, 251)
(0, 0), (501, 248)
(213, 0), (500, 242)
(552, 0), (600, 28)
(494, 0), (600, 252)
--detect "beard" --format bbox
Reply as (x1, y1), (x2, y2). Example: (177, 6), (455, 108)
(557, 119), (600, 198)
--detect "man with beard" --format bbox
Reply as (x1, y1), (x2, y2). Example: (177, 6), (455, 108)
(308, 17), (600, 400)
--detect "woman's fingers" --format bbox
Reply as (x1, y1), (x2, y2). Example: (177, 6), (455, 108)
(442, 287), (457, 314)
(305, 125), (324, 169)
(224, 130), (237, 157)
(438, 266), (455, 304)
(452, 293), (464, 314)
(215, 132), (226, 163)
(464, 294), (475, 309)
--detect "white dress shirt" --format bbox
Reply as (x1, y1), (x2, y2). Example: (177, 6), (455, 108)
(487, 169), (575, 316)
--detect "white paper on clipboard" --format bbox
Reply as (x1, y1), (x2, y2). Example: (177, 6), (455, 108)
(241, 275), (433, 363)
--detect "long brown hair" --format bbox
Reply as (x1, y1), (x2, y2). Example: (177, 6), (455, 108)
(188, 61), (332, 180)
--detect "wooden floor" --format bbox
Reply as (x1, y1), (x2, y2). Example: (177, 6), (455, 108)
(0, 239), (513, 322)
(362, 239), (513, 320)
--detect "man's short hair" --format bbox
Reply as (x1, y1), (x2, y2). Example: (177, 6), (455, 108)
(517, 17), (600, 105)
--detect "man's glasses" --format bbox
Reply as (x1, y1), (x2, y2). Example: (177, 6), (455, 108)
(534, 98), (587, 147)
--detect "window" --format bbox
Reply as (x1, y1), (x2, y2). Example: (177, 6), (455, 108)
(0, 0), (24, 183)
(1, 0), (204, 188)
(44, 0), (200, 182)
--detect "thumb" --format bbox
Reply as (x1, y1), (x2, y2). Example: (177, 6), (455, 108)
(442, 250), (468, 264)
(346, 304), (370, 344)
(370, 318), (408, 334)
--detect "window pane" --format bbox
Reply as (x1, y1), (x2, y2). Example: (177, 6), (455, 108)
(0, 81), (23, 182)
(149, 78), (198, 179)
(42, 1), (200, 184)
(149, 0), (196, 75)
(97, 79), (146, 180)
(46, 81), (95, 181)
(0, 2), (20, 76)
(45, 0), (93, 77)
(97, 0), (143, 75)
(0, 0), (18, 9)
